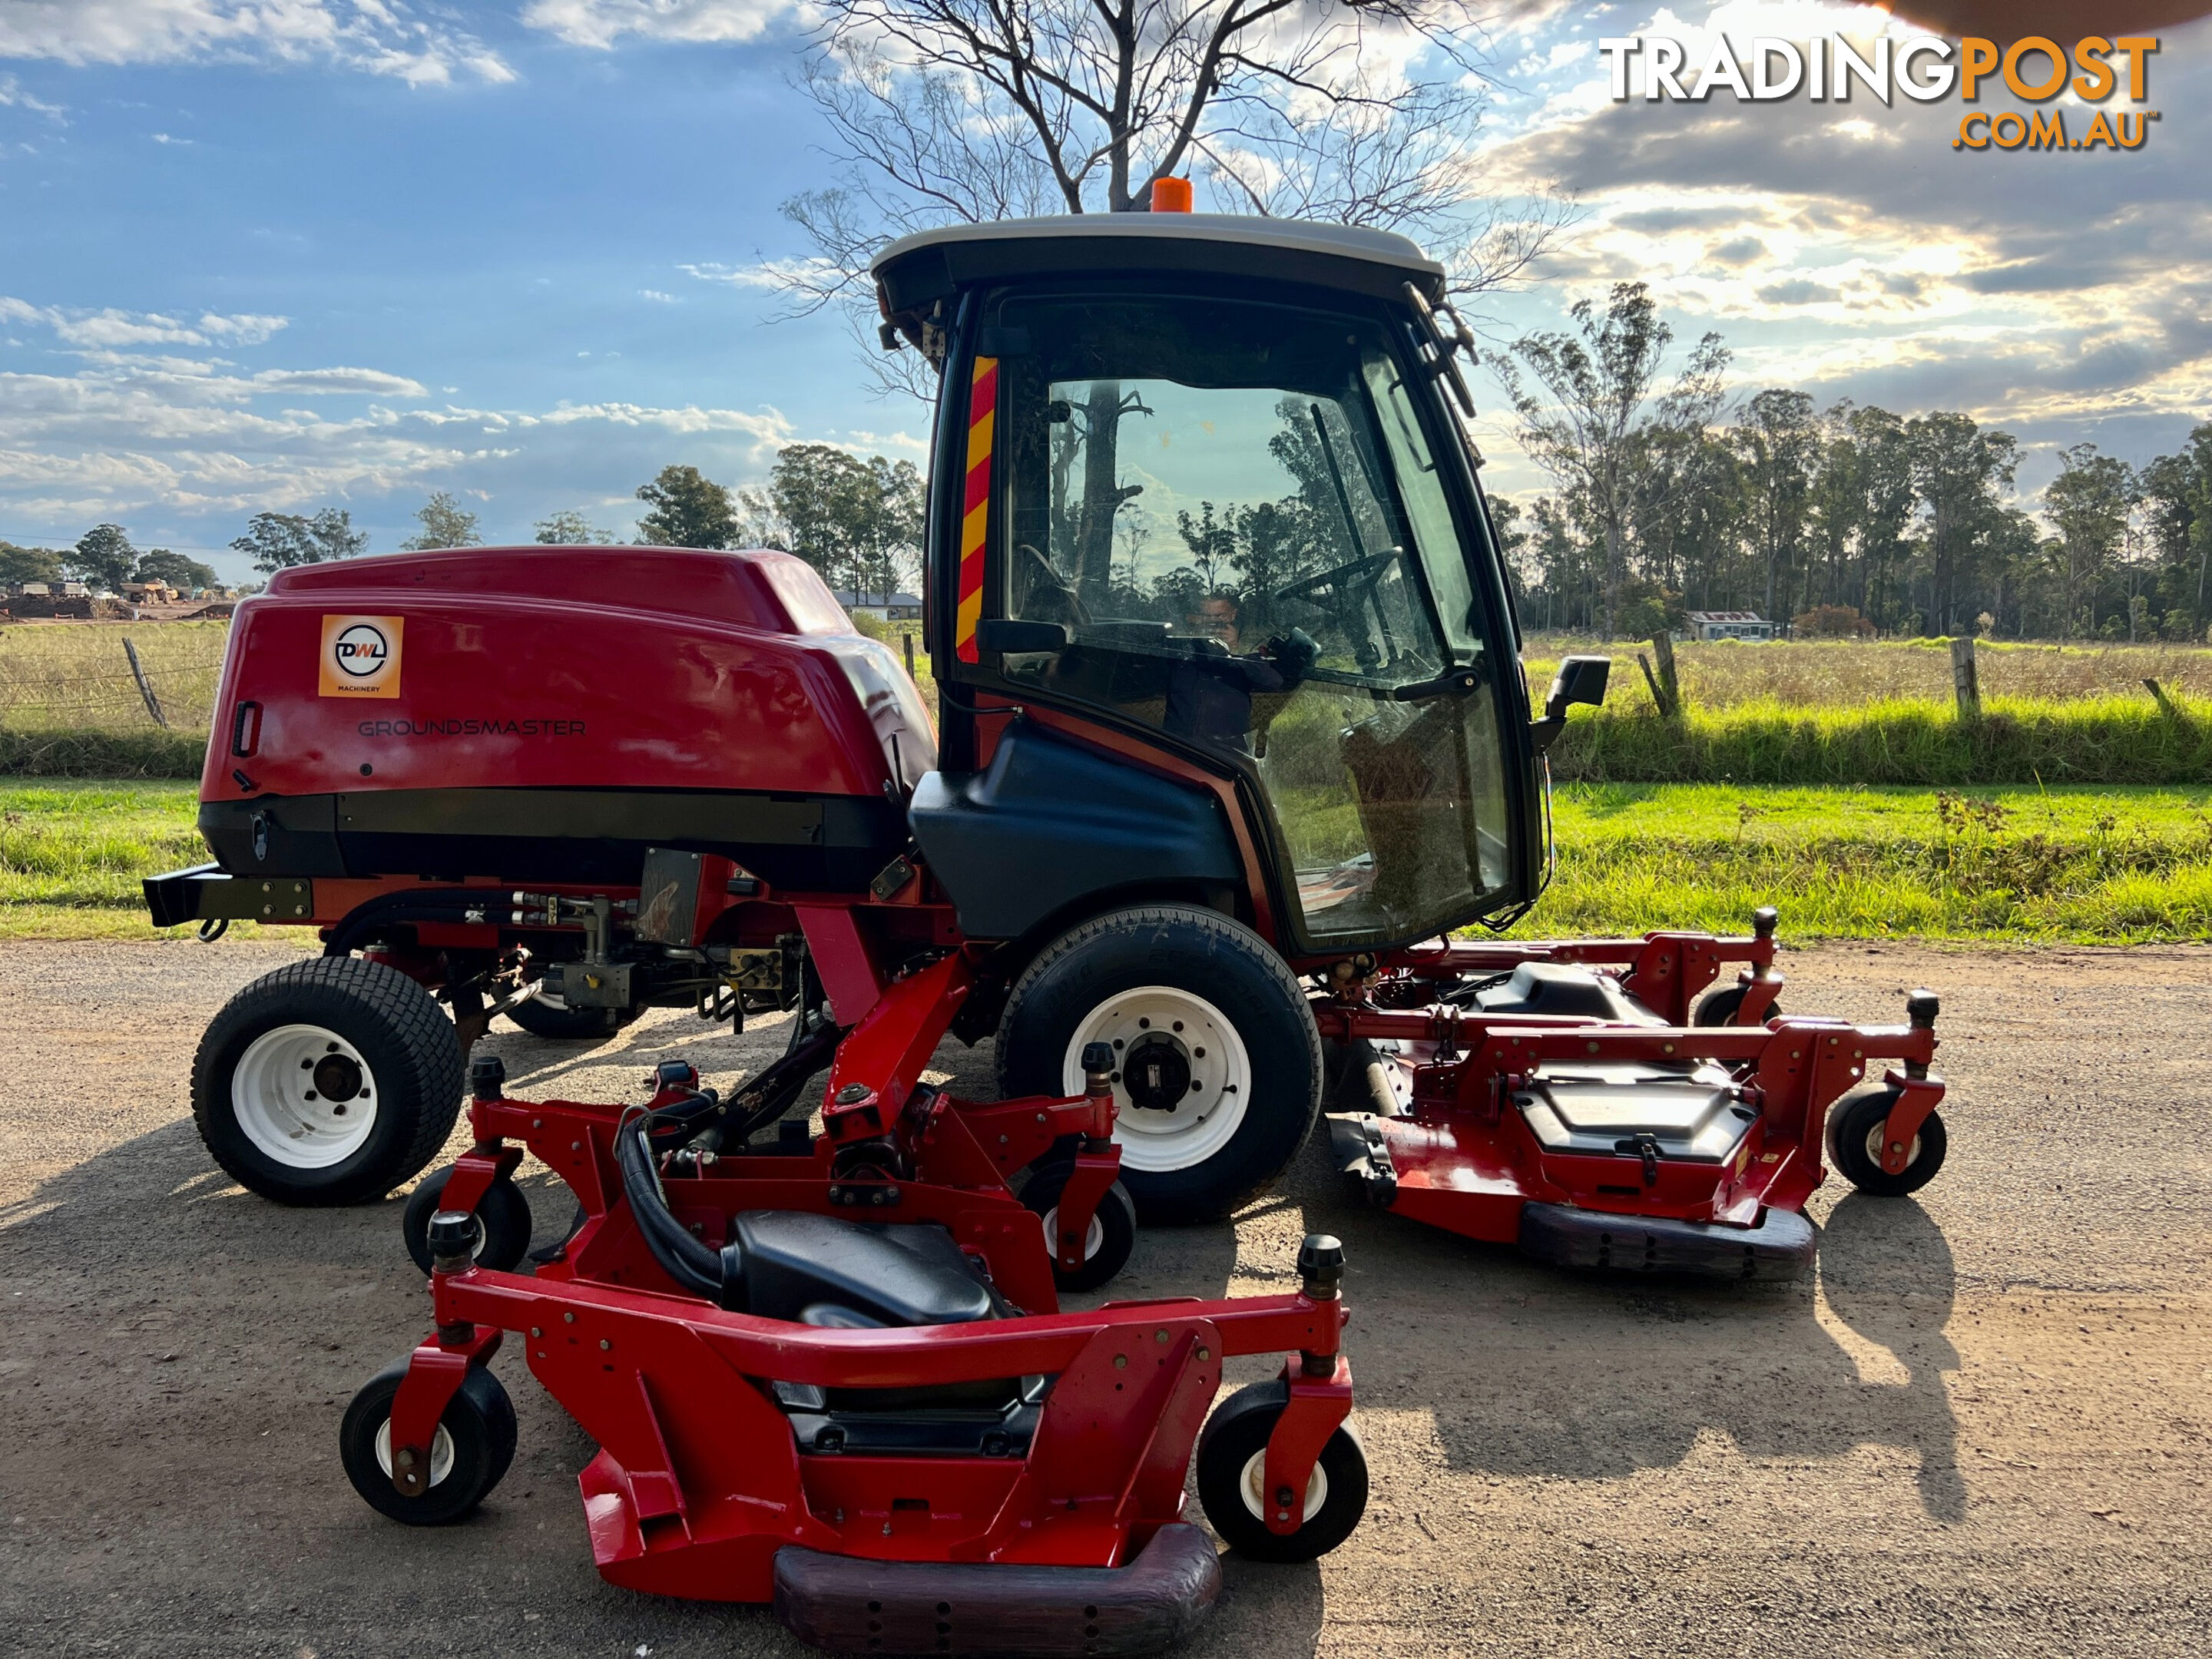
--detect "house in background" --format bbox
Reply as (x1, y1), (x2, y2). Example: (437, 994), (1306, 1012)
(1682, 610), (1778, 642)
(834, 588), (924, 622)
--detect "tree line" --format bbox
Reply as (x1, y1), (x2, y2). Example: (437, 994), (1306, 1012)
(0, 445), (923, 609)
(1493, 282), (2212, 644)
(0, 525), (221, 595)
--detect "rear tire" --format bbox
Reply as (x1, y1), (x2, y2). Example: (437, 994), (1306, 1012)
(1826, 1084), (1947, 1197)
(1195, 1379), (1367, 1563)
(192, 956), (462, 1206)
(340, 1359), (516, 1526)
(505, 988), (634, 1041)
(995, 906), (1320, 1224)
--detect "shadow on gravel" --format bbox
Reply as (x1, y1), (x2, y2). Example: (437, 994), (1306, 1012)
(1271, 1127), (1967, 1523)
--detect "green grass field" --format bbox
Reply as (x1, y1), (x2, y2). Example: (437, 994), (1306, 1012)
(8, 777), (2207, 945)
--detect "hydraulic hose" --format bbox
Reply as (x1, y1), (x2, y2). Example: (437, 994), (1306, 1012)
(614, 1109), (729, 1302)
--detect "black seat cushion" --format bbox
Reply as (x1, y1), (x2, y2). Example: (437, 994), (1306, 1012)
(730, 1211), (996, 1328)
(1475, 962), (1667, 1026)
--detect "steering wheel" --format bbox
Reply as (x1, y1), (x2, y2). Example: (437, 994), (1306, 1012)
(1272, 550), (1402, 609)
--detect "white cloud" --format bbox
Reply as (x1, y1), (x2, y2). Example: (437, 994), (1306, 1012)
(0, 294), (810, 532)
(680, 257), (830, 291)
(638, 288), (678, 303)
(0, 73), (66, 118)
(5, 300), (290, 350)
(0, 2), (515, 87)
(521, 0), (798, 50)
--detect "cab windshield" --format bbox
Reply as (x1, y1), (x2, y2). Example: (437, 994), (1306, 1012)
(987, 290), (1512, 948)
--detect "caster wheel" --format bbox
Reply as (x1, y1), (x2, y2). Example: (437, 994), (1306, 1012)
(192, 956), (463, 1206)
(402, 1167), (533, 1276)
(1195, 1379), (1368, 1563)
(1826, 1084), (1947, 1197)
(1693, 984), (1780, 1027)
(1019, 1163), (1137, 1293)
(340, 1358), (517, 1526)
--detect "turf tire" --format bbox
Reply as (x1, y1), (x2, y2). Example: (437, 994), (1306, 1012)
(505, 990), (634, 1041)
(192, 955), (463, 1206)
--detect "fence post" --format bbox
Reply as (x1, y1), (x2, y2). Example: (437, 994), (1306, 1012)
(123, 637), (168, 728)
(2144, 677), (2179, 718)
(902, 630), (917, 681)
(1949, 635), (1980, 720)
(1649, 631), (1681, 719)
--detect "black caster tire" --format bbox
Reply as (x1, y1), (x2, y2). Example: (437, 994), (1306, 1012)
(191, 956), (464, 1207)
(1826, 1084), (1947, 1197)
(1196, 1379), (1367, 1563)
(340, 1358), (517, 1526)
(402, 1167), (533, 1276)
(505, 989), (636, 1041)
(1693, 984), (1780, 1027)
(1018, 1162), (1137, 1293)
(995, 905), (1321, 1224)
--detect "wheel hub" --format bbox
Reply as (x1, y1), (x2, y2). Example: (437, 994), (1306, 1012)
(230, 1023), (379, 1170)
(1122, 1035), (1193, 1114)
(1239, 1447), (1327, 1524)
(1061, 986), (1252, 1175)
(312, 1052), (365, 1105)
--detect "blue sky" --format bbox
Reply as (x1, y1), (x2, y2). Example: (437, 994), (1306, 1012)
(3, 2), (2210, 584)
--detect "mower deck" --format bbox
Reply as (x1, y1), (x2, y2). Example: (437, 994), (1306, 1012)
(1320, 932), (1947, 1280)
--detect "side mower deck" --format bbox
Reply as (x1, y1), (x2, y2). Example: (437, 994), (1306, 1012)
(1322, 949), (1947, 1281)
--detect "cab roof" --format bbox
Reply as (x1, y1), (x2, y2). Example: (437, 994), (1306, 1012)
(872, 214), (1448, 349)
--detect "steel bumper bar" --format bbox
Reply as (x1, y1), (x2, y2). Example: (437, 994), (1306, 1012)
(773, 1522), (1221, 1656)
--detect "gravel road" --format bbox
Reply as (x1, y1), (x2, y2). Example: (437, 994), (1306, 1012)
(2, 938), (2207, 1657)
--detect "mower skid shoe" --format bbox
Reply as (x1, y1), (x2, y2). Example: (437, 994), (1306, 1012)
(773, 1523), (1220, 1657)
(1518, 1202), (1816, 1283)
(1326, 1112), (1399, 1208)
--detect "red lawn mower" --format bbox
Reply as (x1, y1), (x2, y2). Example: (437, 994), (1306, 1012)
(149, 206), (1949, 1289)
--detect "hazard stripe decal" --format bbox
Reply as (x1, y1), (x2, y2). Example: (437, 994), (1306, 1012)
(954, 356), (997, 664)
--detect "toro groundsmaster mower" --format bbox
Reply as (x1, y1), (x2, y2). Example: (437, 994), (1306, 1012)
(148, 198), (1949, 1282)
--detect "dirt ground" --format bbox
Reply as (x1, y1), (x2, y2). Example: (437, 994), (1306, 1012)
(2, 939), (2207, 1657)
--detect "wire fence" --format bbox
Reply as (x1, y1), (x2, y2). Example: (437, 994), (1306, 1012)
(0, 622), (229, 735)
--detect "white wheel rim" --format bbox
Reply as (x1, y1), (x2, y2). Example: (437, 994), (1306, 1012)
(1866, 1120), (1921, 1168)
(230, 1023), (379, 1169)
(1239, 1446), (1328, 1524)
(1061, 987), (1251, 1174)
(373, 1417), (455, 1488)
(1040, 1203), (1105, 1262)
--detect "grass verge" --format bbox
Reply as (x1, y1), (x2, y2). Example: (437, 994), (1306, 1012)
(1549, 694), (2212, 786)
(1512, 783), (2212, 943)
(5, 779), (2209, 945)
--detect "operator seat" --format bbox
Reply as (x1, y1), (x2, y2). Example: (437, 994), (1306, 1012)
(731, 1211), (1047, 1455)
(727, 1211), (998, 1329)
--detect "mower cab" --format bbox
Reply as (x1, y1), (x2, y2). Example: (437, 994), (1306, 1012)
(875, 213), (1600, 958)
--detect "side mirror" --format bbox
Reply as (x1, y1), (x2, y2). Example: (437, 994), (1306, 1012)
(975, 618), (1069, 654)
(1530, 654), (1609, 753)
